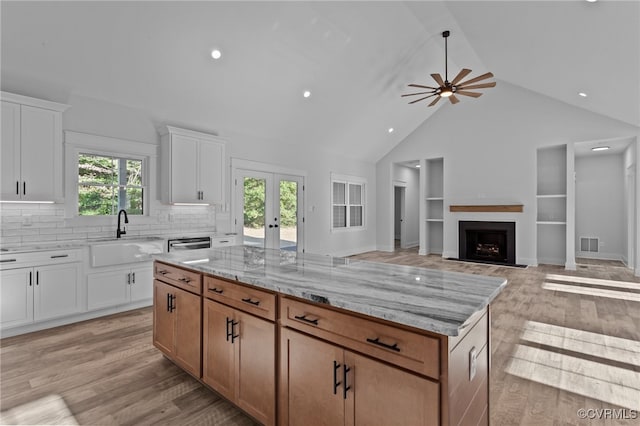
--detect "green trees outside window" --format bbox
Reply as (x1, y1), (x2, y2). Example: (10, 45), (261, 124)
(78, 154), (144, 216)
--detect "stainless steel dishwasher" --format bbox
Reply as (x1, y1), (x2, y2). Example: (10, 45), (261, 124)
(167, 237), (211, 252)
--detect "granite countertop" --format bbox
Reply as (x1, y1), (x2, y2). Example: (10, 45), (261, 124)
(154, 246), (508, 336)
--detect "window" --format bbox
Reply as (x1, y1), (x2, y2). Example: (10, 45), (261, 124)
(78, 153), (144, 216)
(331, 175), (365, 230)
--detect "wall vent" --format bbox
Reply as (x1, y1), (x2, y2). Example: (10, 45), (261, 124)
(580, 237), (599, 252)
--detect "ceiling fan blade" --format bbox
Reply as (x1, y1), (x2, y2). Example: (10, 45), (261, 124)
(450, 68), (472, 86)
(409, 94), (437, 104)
(457, 82), (496, 90)
(428, 96), (441, 107)
(458, 72), (494, 87)
(408, 84), (438, 90)
(455, 90), (483, 98)
(431, 73), (445, 87)
(401, 91), (435, 97)
(449, 95), (460, 105)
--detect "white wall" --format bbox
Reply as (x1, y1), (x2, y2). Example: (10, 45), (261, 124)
(0, 93), (377, 256)
(575, 154), (625, 260)
(392, 165), (420, 247)
(377, 81), (640, 266)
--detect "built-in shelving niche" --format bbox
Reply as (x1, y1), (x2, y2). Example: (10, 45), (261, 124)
(536, 145), (567, 265)
(425, 158), (444, 254)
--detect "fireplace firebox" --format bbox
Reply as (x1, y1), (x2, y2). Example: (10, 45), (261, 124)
(459, 221), (515, 265)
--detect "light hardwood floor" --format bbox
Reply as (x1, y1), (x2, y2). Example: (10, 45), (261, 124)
(1, 250), (639, 425)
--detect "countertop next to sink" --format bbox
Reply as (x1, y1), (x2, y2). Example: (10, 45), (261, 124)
(154, 246), (508, 336)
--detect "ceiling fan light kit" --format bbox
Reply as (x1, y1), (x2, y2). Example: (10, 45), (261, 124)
(403, 30), (496, 107)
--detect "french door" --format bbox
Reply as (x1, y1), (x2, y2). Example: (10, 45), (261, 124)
(234, 169), (304, 252)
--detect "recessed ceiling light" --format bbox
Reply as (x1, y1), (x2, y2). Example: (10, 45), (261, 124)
(388, 128), (394, 133)
(303, 90), (311, 98)
(578, 92), (588, 97)
(586, 0), (597, 3)
(415, 164), (421, 168)
(592, 146), (610, 151)
(211, 49), (222, 59)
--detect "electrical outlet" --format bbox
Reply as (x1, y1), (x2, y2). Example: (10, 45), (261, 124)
(469, 346), (478, 381)
(22, 214), (32, 227)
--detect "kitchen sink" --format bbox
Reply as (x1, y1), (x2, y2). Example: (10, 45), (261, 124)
(89, 237), (164, 267)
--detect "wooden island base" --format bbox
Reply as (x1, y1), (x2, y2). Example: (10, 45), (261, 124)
(152, 260), (490, 426)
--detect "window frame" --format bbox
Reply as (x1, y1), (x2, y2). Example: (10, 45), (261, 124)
(330, 173), (366, 232)
(64, 131), (156, 225)
(77, 153), (146, 216)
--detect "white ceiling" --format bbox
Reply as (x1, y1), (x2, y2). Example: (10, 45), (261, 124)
(2, 1), (638, 163)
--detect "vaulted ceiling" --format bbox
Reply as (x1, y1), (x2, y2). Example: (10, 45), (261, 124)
(2, 1), (638, 163)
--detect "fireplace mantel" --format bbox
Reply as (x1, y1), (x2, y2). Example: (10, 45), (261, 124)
(449, 204), (523, 213)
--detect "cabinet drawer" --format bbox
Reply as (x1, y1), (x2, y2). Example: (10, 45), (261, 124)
(154, 262), (202, 295)
(281, 297), (440, 379)
(204, 275), (276, 321)
(0, 249), (81, 270)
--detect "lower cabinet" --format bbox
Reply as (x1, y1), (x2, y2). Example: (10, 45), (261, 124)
(1, 262), (82, 330)
(203, 298), (275, 426)
(280, 328), (439, 426)
(88, 264), (153, 310)
(153, 279), (202, 378)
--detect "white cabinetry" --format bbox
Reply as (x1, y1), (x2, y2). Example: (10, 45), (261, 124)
(536, 145), (568, 265)
(0, 249), (83, 331)
(160, 126), (226, 205)
(425, 157), (444, 255)
(1, 92), (69, 202)
(87, 264), (153, 310)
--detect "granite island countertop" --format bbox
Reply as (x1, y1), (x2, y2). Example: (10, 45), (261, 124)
(153, 246), (508, 336)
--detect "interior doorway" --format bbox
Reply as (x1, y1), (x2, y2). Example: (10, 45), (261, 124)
(394, 185), (406, 249)
(626, 165), (636, 269)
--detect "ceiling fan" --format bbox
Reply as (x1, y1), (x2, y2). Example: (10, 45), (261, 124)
(402, 30), (496, 107)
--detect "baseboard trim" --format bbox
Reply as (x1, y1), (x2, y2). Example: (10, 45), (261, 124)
(332, 245), (378, 257)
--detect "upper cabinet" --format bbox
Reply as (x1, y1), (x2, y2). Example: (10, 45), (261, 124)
(159, 126), (226, 205)
(1, 92), (70, 202)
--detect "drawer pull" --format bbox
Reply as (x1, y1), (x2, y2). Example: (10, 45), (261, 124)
(50, 254), (69, 259)
(0, 259), (17, 263)
(294, 314), (319, 326)
(178, 277), (192, 283)
(209, 287), (224, 294)
(366, 337), (401, 352)
(241, 297), (260, 306)
(157, 270), (169, 275)
(333, 360), (341, 395)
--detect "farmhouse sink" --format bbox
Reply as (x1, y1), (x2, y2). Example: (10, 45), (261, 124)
(89, 237), (164, 267)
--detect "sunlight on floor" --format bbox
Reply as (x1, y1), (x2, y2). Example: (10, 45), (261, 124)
(505, 320), (640, 411)
(0, 394), (78, 425)
(545, 274), (640, 290)
(542, 281), (640, 302)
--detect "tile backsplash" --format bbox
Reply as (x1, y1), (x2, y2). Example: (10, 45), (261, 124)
(0, 202), (222, 246)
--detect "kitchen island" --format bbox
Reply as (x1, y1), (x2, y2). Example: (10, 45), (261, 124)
(153, 246), (507, 426)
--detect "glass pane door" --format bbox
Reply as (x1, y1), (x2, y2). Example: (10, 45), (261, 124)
(241, 174), (269, 248)
(235, 169), (304, 252)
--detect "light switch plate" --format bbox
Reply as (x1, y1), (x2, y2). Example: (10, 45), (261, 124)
(469, 346), (478, 380)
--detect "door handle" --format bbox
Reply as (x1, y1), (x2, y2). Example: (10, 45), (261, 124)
(132, 272), (135, 283)
(268, 224), (274, 228)
(29, 271), (32, 286)
(274, 224), (279, 228)
(127, 273), (131, 285)
(167, 293), (171, 312)
(333, 361), (341, 395)
(226, 317), (232, 341)
(343, 364), (351, 399)
(36, 270), (39, 285)
(231, 320), (239, 343)
(23, 182), (26, 195)
(16, 181), (19, 195)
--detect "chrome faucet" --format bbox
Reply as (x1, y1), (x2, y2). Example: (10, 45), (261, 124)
(116, 209), (129, 238)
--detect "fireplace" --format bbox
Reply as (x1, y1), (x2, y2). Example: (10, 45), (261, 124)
(459, 221), (515, 265)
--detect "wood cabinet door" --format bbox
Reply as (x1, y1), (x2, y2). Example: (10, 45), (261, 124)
(173, 286), (202, 378)
(235, 310), (275, 426)
(0, 268), (33, 328)
(169, 134), (199, 203)
(130, 265), (153, 302)
(344, 351), (439, 426)
(20, 105), (57, 201)
(1, 101), (20, 201)
(280, 328), (345, 426)
(33, 263), (81, 321)
(153, 280), (175, 357)
(203, 299), (235, 400)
